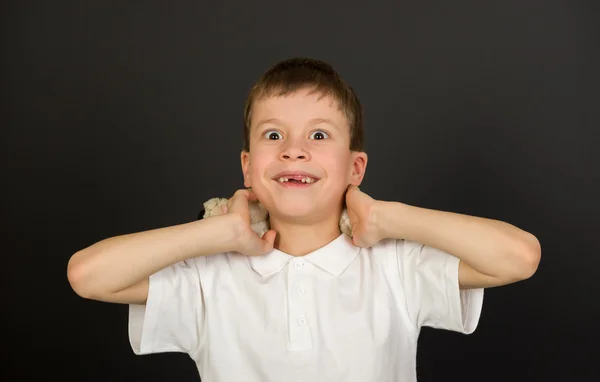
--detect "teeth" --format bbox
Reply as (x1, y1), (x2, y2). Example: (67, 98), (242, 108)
(277, 177), (315, 183)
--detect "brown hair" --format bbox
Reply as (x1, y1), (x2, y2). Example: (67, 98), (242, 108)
(242, 57), (364, 152)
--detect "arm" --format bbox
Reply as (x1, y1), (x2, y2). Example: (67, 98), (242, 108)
(67, 214), (239, 304)
(67, 189), (276, 304)
(376, 201), (541, 289)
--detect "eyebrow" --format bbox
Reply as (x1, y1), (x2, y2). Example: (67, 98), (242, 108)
(255, 117), (339, 130)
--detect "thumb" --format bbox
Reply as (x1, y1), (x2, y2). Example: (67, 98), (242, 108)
(352, 236), (364, 248)
(351, 231), (362, 247)
(261, 229), (277, 249)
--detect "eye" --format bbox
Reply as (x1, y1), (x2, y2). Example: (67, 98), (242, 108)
(263, 130), (282, 140)
(310, 130), (329, 140)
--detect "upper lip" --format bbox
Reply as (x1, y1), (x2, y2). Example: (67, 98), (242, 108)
(272, 171), (320, 180)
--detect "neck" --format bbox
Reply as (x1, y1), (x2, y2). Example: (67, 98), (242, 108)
(269, 210), (343, 257)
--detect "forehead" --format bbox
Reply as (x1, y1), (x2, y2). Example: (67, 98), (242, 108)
(250, 89), (348, 130)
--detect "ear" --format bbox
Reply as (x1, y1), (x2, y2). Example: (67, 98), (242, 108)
(348, 151), (368, 186)
(240, 150), (251, 188)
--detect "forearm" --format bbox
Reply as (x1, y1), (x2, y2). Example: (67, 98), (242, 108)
(67, 214), (237, 297)
(377, 201), (540, 279)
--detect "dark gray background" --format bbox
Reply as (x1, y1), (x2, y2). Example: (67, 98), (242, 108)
(2, 0), (598, 380)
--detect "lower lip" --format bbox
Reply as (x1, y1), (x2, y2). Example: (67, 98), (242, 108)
(275, 180), (318, 188)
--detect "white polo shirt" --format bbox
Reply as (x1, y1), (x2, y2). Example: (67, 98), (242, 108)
(129, 233), (484, 382)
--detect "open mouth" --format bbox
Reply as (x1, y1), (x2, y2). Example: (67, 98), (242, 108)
(276, 176), (317, 184)
(273, 174), (320, 188)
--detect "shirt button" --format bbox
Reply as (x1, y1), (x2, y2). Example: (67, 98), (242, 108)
(298, 318), (307, 326)
(293, 260), (304, 270)
(296, 286), (305, 295)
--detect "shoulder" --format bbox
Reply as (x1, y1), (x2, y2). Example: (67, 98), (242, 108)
(163, 253), (235, 288)
(354, 238), (401, 271)
(367, 237), (401, 253)
(364, 238), (456, 274)
(199, 251), (258, 284)
(361, 238), (407, 259)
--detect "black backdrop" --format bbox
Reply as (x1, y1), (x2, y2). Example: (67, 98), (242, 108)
(2, 1), (598, 380)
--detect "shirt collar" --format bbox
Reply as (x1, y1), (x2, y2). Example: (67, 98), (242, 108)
(248, 233), (361, 278)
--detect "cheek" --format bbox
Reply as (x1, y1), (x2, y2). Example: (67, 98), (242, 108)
(321, 154), (352, 181)
(247, 154), (271, 184)
(249, 158), (266, 176)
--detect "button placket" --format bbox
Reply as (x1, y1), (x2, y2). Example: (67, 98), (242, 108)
(287, 258), (312, 351)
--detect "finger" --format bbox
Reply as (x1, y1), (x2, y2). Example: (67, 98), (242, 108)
(262, 229), (277, 248)
(231, 188), (258, 204)
(347, 184), (359, 195)
(344, 185), (354, 201)
(352, 236), (364, 248)
(229, 189), (249, 208)
(245, 188), (259, 202)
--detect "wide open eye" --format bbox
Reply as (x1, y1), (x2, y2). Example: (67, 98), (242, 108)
(263, 130), (283, 140)
(309, 130), (329, 140)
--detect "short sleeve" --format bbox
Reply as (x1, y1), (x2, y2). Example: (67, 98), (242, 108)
(128, 257), (206, 356)
(396, 239), (484, 334)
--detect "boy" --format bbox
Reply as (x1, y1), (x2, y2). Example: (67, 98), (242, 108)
(67, 57), (541, 381)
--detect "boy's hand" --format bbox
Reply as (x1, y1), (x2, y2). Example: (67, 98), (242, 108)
(225, 189), (277, 256)
(345, 185), (383, 248)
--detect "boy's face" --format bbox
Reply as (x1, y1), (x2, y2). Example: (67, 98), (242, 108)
(241, 88), (367, 222)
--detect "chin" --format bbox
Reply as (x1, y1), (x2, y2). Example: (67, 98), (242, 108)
(252, 181), (342, 220)
(267, 200), (316, 220)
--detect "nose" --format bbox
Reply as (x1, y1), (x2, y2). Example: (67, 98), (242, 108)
(279, 139), (310, 161)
